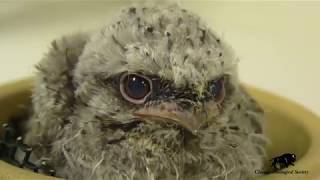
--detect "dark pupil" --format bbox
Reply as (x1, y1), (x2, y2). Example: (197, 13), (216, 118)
(211, 78), (223, 99)
(124, 75), (150, 99)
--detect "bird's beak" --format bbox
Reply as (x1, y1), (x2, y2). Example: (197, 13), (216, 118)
(133, 102), (201, 134)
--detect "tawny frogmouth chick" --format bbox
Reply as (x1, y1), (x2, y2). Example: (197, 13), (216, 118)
(24, 4), (267, 180)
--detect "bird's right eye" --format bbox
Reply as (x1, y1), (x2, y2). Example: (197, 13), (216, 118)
(120, 73), (152, 104)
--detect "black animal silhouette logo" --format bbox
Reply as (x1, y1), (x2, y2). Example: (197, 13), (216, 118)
(271, 153), (296, 170)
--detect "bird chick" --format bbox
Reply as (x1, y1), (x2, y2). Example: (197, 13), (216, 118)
(24, 4), (267, 180)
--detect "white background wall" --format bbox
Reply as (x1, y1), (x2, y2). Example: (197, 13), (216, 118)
(0, 1), (319, 115)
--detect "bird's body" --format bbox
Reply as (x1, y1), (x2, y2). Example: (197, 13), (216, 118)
(24, 4), (267, 180)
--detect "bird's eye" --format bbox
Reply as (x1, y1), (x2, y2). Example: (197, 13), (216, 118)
(120, 73), (152, 104)
(210, 77), (225, 103)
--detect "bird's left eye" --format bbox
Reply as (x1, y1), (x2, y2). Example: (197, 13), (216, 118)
(120, 73), (152, 104)
(210, 77), (225, 103)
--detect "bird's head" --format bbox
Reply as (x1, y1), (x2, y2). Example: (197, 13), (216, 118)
(71, 4), (242, 179)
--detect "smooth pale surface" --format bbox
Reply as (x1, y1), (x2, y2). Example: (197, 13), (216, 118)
(0, 78), (320, 180)
(0, 1), (319, 117)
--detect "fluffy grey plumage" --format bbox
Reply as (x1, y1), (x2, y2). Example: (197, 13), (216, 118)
(24, 4), (267, 180)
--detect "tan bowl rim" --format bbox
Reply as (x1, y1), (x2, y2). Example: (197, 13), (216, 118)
(245, 85), (320, 180)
